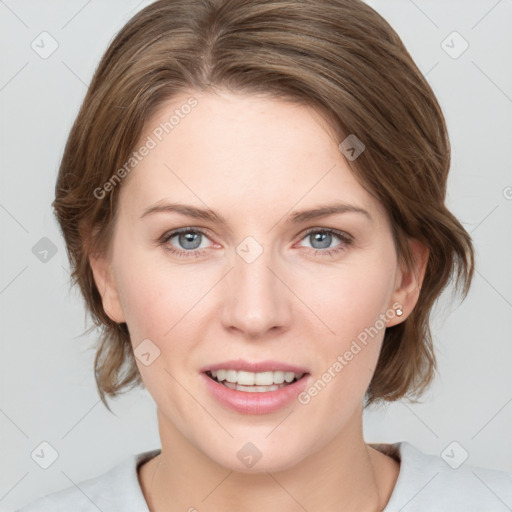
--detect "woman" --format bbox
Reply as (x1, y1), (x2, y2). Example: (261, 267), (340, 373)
(16, 0), (511, 511)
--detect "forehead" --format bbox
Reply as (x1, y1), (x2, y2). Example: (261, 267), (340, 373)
(117, 90), (387, 225)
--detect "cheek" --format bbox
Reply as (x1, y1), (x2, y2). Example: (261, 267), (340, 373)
(112, 248), (208, 372)
(310, 252), (396, 341)
(110, 240), (174, 346)
(302, 248), (397, 398)
(114, 261), (192, 398)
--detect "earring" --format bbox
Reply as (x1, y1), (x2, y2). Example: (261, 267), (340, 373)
(396, 307), (403, 316)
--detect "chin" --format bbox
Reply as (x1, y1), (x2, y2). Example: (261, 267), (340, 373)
(203, 436), (309, 474)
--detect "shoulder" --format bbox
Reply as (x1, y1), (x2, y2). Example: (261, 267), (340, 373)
(377, 441), (512, 511)
(14, 449), (161, 512)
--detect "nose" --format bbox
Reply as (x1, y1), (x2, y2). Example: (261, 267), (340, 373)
(220, 241), (292, 339)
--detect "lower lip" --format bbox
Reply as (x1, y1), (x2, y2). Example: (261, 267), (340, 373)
(201, 372), (310, 415)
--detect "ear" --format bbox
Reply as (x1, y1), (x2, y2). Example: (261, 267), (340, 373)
(387, 238), (429, 327)
(89, 252), (126, 324)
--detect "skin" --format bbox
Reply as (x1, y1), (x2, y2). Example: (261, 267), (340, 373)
(90, 89), (429, 512)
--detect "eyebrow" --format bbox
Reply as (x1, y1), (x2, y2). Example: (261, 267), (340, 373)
(139, 201), (372, 225)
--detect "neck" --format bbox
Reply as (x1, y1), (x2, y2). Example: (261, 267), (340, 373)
(139, 406), (396, 512)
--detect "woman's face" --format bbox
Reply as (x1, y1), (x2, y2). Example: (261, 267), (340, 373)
(92, 90), (415, 472)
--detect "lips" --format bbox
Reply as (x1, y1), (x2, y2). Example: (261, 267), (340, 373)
(200, 360), (311, 414)
(200, 358), (309, 374)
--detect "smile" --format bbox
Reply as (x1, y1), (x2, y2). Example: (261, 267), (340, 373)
(202, 369), (310, 414)
(206, 369), (304, 392)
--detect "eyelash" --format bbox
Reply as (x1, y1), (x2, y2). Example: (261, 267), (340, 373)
(158, 227), (353, 259)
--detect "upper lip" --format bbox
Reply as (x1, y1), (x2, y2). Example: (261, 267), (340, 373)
(201, 359), (309, 374)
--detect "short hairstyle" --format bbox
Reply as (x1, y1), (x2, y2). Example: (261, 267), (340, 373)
(53, 0), (474, 412)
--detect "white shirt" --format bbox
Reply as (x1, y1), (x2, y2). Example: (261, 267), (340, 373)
(15, 441), (512, 511)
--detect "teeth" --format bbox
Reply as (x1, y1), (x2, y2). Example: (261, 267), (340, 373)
(210, 369), (304, 386)
(255, 371), (274, 385)
(273, 371), (285, 384)
(225, 370), (237, 383)
(223, 381), (286, 392)
(238, 370), (255, 386)
(284, 371), (297, 383)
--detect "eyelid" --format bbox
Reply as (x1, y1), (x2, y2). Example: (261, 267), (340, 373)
(298, 226), (353, 241)
(159, 226), (217, 247)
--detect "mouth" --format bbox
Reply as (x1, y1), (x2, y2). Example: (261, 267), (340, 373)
(200, 360), (311, 414)
(204, 369), (308, 393)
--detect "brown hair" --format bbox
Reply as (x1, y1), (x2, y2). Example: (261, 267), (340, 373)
(53, 0), (474, 412)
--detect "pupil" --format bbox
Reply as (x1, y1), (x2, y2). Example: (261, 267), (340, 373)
(311, 231), (331, 249)
(180, 232), (201, 250)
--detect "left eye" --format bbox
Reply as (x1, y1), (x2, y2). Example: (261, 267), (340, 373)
(303, 229), (347, 250)
(159, 227), (352, 258)
(299, 228), (352, 252)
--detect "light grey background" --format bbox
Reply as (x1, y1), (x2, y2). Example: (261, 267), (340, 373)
(1, 1), (511, 510)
